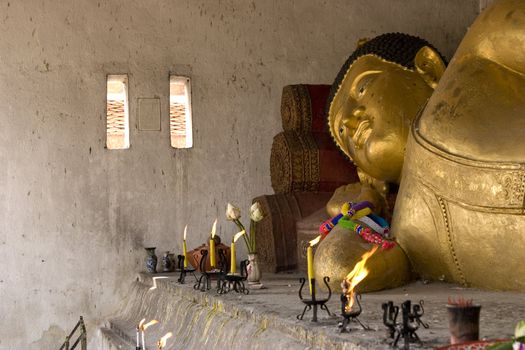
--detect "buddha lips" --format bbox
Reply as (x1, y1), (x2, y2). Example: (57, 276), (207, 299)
(319, 201), (395, 250)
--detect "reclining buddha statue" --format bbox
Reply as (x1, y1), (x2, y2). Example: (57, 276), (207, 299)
(315, 0), (525, 292)
(394, 0), (525, 291)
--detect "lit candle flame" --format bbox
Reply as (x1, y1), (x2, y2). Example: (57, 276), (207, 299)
(183, 224), (188, 240)
(157, 332), (173, 349)
(309, 235), (322, 247)
(343, 245), (379, 312)
(233, 230), (245, 243)
(139, 318), (146, 328)
(142, 319), (159, 330)
(211, 218), (217, 238)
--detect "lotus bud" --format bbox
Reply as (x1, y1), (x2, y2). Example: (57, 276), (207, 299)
(514, 320), (525, 350)
(226, 203), (241, 221)
(516, 320), (525, 338)
(249, 202), (264, 222)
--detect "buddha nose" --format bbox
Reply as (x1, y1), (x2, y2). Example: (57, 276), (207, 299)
(352, 106), (366, 118)
(343, 106), (366, 129)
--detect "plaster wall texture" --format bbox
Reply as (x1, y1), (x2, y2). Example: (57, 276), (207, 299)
(0, 0), (479, 348)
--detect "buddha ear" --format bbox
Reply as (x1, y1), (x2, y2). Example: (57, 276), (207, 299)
(414, 46), (446, 89)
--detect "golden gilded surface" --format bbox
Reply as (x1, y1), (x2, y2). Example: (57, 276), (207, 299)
(326, 171), (388, 218)
(317, 37), (445, 292)
(325, 47), (445, 218)
(395, 0), (525, 290)
(318, 0), (525, 292)
(314, 225), (411, 292)
(328, 54), (439, 183)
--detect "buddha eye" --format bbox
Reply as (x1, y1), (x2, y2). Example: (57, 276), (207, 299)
(355, 74), (377, 97)
(339, 126), (345, 135)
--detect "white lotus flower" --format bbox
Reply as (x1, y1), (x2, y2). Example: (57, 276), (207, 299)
(516, 320), (525, 338)
(226, 203), (241, 221)
(250, 202), (264, 222)
(513, 321), (525, 350)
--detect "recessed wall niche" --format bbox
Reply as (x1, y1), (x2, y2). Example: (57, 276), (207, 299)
(138, 98), (161, 131)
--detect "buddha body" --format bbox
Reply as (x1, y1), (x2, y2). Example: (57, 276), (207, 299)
(394, 0), (525, 290)
(316, 0), (525, 292)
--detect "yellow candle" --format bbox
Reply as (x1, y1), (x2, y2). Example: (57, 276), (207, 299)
(209, 219), (217, 268)
(307, 245), (314, 295)
(307, 236), (322, 295)
(209, 239), (216, 268)
(230, 230), (245, 275)
(183, 225), (188, 268)
(230, 241), (236, 274)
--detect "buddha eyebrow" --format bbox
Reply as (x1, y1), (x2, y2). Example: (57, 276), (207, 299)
(351, 70), (382, 94)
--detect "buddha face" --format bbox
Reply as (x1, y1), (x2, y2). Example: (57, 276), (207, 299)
(329, 54), (437, 183)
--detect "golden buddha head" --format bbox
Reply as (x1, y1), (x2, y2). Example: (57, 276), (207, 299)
(327, 33), (446, 183)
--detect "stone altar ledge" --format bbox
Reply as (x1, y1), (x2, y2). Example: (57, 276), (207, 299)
(98, 272), (525, 350)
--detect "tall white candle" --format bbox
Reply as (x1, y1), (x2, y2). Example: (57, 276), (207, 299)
(137, 319), (145, 350)
(140, 319), (159, 350)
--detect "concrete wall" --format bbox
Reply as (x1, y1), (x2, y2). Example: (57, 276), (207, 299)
(0, 0), (480, 348)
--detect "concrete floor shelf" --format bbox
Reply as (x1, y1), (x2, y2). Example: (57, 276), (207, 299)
(98, 272), (525, 350)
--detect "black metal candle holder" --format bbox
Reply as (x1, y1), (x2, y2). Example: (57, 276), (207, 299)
(382, 300), (399, 339)
(297, 276), (332, 322)
(339, 292), (369, 332)
(217, 260), (249, 295)
(382, 300), (429, 349)
(193, 249), (228, 292)
(177, 254), (197, 284)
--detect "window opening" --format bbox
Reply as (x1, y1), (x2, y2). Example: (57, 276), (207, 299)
(106, 75), (129, 149)
(170, 76), (193, 148)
